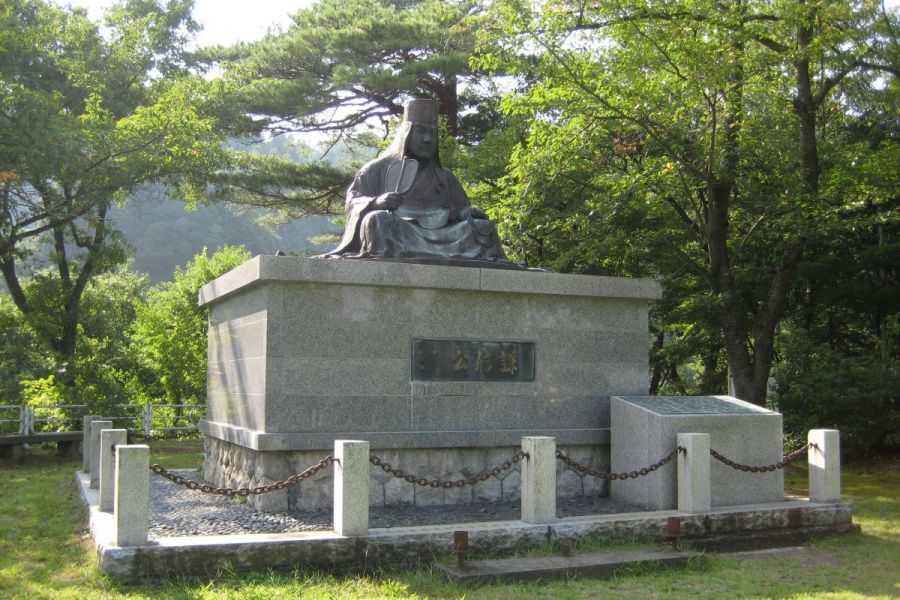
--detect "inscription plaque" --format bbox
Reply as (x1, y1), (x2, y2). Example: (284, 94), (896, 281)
(623, 396), (767, 415)
(412, 339), (535, 382)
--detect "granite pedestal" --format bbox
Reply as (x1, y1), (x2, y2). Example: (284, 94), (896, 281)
(611, 396), (784, 510)
(199, 256), (660, 511)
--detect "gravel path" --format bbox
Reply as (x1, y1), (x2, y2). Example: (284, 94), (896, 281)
(149, 470), (642, 538)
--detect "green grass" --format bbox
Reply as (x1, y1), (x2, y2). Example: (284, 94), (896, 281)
(143, 437), (204, 469)
(1, 443), (897, 599)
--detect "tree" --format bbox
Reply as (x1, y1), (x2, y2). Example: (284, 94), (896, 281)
(214, 0), (480, 137)
(775, 83), (899, 454)
(478, 0), (898, 404)
(129, 246), (251, 406)
(0, 293), (45, 404)
(202, 0), (495, 218)
(0, 265), (148, 410)
(0, 0), (228, 395)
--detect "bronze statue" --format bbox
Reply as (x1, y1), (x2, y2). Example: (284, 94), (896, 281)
(319, 99), (510, 263)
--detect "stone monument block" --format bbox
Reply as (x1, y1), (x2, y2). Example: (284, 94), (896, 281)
(199, 256), (660, 511)
(611, 395), (783, 510)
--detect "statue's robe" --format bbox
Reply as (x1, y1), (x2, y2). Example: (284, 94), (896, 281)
(324, 156), (507, 260)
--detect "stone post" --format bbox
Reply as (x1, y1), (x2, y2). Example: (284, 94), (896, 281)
(99, 428), (128, 512)
(114, 444), (150, 546)
(677, 433), (711, 513)
(809, 429), (840, 502)
(89, 420), (112, 488)
(521, 436), (556, 524)
(333, 440), (369, 536)
(82, 415), (100, 472)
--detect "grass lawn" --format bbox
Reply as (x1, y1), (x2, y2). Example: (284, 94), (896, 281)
(0, 440), (897, 599)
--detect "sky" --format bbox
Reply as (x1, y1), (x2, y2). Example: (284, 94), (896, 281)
(67, 0), (307, 47)
(66, 0), (900, 49)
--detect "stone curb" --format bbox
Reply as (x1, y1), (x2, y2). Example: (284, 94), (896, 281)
(77, 472), (855, 579)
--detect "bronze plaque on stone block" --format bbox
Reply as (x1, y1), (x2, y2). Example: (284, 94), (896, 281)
(412, 339), (535, 382)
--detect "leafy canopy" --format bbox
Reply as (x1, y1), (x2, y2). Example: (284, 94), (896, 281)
(0, 0), (231, 391)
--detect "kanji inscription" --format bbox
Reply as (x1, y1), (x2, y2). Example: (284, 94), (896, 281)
(412, 339), (535, 382)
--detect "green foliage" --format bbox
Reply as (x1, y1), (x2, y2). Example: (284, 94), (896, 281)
(772, 73), (900, 455)
(19, 375), (65, 407)
(650, 286), (727, 396)
(0, 265), (149, 409)
(0, 0), (230, 391)
(208, 149), (355, 218)
(72, 266), (150, 409)
(0, 293), (48, 403)
(130, 246), (251, 405)
(202, 0), (495, 219)
(476, 0), (899, 406)
(19, 374), (71, 432)
(3, 247), (251, 412)
(0, 0), (893, 462)
(776, 328), (899, 457)
(212, 0), (478, 135)
(775, 173), (899, 455)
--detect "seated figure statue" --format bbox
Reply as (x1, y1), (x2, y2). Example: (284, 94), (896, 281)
(319, 99), (510, 263)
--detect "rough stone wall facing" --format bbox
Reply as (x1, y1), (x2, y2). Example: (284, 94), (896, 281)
(203, 437), (612, 512)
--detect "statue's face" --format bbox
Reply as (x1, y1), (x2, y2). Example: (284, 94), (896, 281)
(407, 123), (438, 159)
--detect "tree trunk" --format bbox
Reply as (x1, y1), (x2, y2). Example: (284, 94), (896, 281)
(649, 329), (665, 394)
(45, 202), (111, 392)
(698, 349), (723, 394)
(427, 75), (459, 135)
(708, 13), (815, 405)
(794, 11), (820, 197)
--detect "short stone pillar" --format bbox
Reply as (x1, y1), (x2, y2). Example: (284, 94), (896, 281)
(809, 429), (840, 502)
(82, 415), (100, 473)
(99, 429), (128, 512)
(114, 444), (150, 546)
(521, 436), (557, 524)
(89, 420), (112, 488)
(677, 433), (711, 513)
(333, 440), (369, 536)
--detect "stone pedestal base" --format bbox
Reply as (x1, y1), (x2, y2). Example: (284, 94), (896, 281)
(611, 396), (784, 510)
(203, 437), (611, 512)
(199, 257), (660, 512)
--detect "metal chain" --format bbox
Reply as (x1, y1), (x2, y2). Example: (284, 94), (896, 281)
(149, 455), (336, 497)
(146, 442), (815, 497)
(709, 443), (816, 473)
(555, 447), (685, 480)
(369, 450), (528, 488)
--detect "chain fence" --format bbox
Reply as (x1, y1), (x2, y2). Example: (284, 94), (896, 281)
(709, 443), (817, 472)
(148, 455), (335, 497)
(369, 451), (528, 488)
(143, 442), (819, 498)
(555, 447), (685, 480)
(146, 450), (530, 496)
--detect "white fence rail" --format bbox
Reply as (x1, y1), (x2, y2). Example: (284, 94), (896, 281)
(0, 404), (204, 436)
